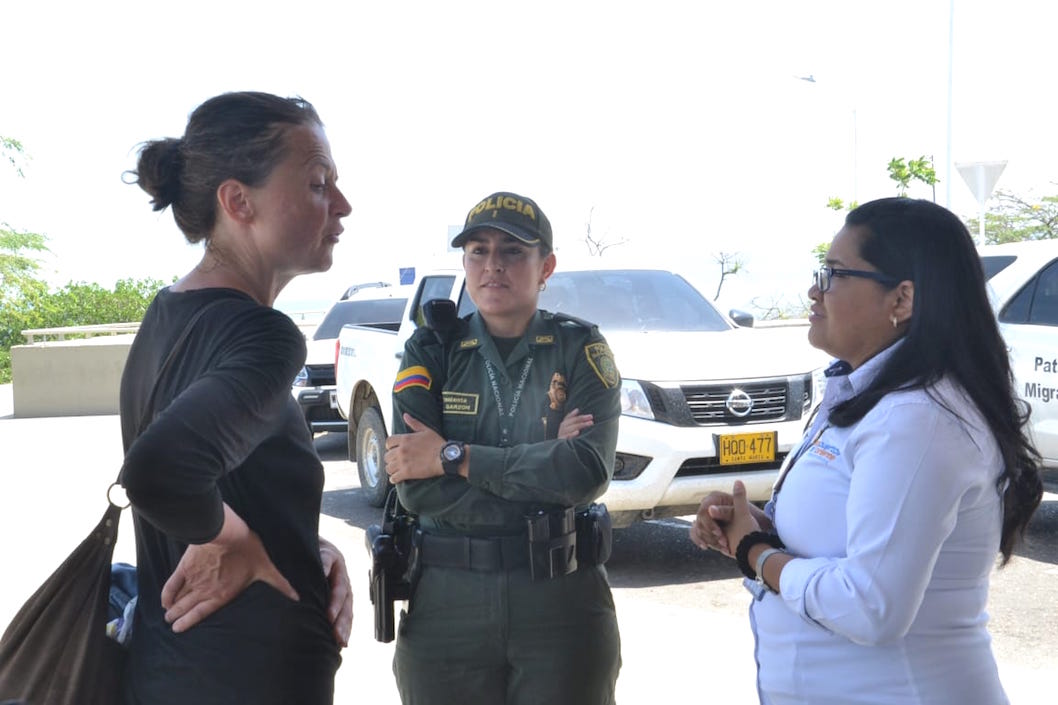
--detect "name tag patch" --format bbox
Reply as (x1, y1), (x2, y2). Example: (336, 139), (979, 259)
(443, 392), (480, 415)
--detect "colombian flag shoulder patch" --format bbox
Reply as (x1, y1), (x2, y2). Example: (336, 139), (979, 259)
(394, 365), (432, 393)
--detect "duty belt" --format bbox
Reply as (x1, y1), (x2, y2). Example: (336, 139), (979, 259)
(417, 504), (612, 581)
(418, 532), (530, 572)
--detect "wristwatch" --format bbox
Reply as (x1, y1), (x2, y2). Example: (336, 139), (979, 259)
(440, 440), (466, 476)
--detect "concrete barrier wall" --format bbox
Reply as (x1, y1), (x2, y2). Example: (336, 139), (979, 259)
(7, 318), (805, 419)
(10, 335), (135, 417)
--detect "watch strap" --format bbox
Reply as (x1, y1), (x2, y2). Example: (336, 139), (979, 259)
(754, 547), (784, 593)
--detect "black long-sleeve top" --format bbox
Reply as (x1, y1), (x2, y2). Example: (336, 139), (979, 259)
(118, 287), (339, 704)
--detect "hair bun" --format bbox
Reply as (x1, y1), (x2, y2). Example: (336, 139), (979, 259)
(134, 138), (183, 211)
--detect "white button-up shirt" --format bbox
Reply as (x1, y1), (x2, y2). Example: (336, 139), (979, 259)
(750, 344), (1009, 705)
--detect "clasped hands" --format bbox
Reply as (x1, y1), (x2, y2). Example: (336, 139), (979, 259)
(689, 480), (770, 557)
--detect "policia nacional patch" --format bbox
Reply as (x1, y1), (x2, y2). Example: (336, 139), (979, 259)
(584, 342), (619, 388)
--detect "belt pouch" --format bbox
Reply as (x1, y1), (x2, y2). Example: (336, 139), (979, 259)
(575, 503), (613, 566)
(526, 508), (578, 581)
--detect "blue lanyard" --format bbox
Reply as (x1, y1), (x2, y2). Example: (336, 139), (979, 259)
(483, 356), (534, 447)
(773, 421), (830, 494)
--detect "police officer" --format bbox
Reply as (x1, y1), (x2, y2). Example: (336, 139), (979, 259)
(382, 191), (622, 705)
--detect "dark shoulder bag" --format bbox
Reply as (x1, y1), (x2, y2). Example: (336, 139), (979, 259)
(0, 301), (221, 705)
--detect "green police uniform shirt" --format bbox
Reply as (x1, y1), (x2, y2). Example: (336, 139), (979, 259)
(392, 309), (621, 537)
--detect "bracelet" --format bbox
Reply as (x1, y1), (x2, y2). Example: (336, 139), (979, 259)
(735, 531), (785, 580)
(754, 547), (785, 593)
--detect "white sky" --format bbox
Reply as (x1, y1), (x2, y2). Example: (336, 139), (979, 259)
(2, 0), (1055, 315)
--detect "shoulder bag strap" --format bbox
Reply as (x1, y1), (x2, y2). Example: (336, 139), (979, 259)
(113, 298), (229, 490)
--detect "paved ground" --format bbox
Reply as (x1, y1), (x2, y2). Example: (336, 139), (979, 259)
(0, 386), (758, 703)
(2, 384), (1055, 703)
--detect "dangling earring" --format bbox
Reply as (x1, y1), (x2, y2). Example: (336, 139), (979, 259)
(891, 316), (899, 328)
(539, 282), (547, 292)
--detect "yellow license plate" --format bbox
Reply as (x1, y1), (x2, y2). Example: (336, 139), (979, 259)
(716, 431), (777, 466)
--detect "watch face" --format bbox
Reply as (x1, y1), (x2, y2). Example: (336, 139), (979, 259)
(443, 443), (463, 461)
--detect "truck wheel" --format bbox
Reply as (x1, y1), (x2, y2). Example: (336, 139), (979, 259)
(355, 407), (391, 507)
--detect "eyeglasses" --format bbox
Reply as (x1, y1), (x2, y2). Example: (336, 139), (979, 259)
(813, 265), (899, 293)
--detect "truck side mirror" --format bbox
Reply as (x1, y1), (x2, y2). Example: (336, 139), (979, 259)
(729, 309), (754, 327)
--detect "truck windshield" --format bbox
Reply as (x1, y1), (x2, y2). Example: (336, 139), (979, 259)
(541, 269), (732, 332)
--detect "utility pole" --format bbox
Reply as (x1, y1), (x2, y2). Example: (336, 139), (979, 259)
(945, 0), (955, 208)
(798, 75), (858, 204)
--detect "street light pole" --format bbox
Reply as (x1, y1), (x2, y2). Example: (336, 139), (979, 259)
(799, 75), (858, 204)
(945, 0), (955, 208)
(852, 107), (858, 204)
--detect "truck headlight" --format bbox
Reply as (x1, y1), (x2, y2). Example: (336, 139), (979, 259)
(621, 379), (654, 420)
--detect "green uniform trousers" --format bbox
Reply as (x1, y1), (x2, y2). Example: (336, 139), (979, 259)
(393, 563), (621, 705)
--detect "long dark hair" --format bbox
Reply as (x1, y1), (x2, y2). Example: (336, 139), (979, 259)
(131, 91), (321, 243)
(829, 197), (1042, 563)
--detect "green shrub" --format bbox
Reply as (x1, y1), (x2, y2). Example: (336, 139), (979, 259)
(0, 277), (165, 384)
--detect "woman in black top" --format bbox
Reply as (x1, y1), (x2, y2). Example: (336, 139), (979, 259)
(119, 91), (353, 704)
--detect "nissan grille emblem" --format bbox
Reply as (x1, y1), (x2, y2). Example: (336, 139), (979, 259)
(725, 389), (753, 418)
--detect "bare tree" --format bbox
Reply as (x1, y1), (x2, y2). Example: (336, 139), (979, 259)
(583, 206), (629, 256)
(712, 251), (744, 301)
(750, 294), (811, 321)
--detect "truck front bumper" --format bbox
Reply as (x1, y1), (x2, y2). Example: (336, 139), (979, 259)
(293, 386), (347, 433)
(598, 415), (804, 526)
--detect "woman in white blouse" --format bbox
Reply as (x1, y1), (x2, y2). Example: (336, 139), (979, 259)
(691, 197), (1043, 705)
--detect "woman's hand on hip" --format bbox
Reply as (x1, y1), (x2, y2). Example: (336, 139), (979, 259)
(319, 536), (353, 647)
(160, 503), (299, 633)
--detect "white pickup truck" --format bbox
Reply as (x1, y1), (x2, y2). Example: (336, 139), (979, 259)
(336, 266), (830, 522)
(979, 239), (1058, 469)
(288, 284), (410, 434)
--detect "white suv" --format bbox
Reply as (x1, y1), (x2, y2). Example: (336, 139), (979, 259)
(980, 240), (1058, 468)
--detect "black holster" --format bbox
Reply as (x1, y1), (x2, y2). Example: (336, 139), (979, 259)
(525, 507), (578, 581)
(524, 503), (614, 580)
(366, 489), (420, 643)
(575, 502), (613, 566)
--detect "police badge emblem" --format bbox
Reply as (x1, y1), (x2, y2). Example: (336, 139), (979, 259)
(584, 342), (619, 389)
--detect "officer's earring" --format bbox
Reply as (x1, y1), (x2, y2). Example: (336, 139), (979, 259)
(891, 316), (899, 328)
(539, 282), (547, 292)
